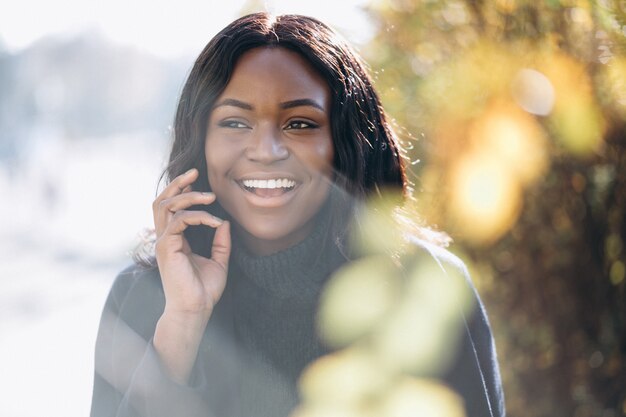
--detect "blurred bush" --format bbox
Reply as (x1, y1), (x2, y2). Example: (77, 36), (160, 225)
(295, 199), (472, 417)
(362, 0), (626, 416)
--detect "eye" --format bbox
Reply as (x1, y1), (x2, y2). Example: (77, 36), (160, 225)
(284, 120), (318, 130)
(218, 120), (250, 129)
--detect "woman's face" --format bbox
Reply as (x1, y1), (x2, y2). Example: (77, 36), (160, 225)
(205, 47), (334, 255)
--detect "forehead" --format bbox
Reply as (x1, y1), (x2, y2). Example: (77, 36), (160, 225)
(219, 47), (331, 104)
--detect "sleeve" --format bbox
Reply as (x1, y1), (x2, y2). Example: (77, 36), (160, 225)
(443, 283), (506, 417)
(420, 243), (506, 417)
(89, 265), (213, 417)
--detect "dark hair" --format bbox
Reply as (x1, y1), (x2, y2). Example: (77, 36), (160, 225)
(168, 12), (406, 196)
(145, 13), (422, 261)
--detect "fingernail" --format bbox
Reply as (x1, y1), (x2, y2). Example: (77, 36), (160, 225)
(185, 168), (196, 175)
(202, 192), (214, 196)
(213, 215), (224, 224)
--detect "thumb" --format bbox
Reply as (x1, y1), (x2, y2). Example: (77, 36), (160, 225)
(211, 221), (231, 271)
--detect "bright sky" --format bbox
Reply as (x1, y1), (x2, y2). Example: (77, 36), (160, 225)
(0, 0), (372, 58)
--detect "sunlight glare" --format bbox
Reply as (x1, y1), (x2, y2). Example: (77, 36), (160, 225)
(449, 153), (522, 244)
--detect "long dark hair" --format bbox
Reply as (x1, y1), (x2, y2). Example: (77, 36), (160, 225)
(142, 13), (418, 261)
(169, 13), (405, 194)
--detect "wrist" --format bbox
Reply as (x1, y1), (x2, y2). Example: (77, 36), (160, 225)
(160, 306), (212, 330)
(153, 308), (211, 384)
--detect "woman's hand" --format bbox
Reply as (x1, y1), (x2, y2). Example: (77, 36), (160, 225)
(151, 168), (230, 384)
(152, 168), (231, 318)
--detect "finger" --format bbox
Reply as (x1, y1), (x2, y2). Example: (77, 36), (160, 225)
(155, 192), (217, 235)
(165, 210), (224, 236)
(156, 192), (216, 236)
(211, 221), (231, 271)
(161, 192), (216, 213)
(152, 169), (199, 220)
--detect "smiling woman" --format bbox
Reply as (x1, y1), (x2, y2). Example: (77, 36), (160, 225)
(90, 12), (505, 417)
(205, 48), (334, 255)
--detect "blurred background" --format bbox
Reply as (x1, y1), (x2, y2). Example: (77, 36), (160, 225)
(0, 0), (624, 416)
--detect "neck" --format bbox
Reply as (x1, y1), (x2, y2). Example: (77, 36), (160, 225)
(232, 216), (318, 256)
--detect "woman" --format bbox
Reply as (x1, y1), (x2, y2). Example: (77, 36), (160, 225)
(90, 12), (505, 417)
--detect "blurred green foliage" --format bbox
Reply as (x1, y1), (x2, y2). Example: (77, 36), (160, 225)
(296, 201), (473, 417)
(364, 0), (626, 416)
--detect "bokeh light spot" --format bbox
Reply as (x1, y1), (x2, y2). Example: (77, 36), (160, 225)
(298, 348), (389, 407)
(449, 153), (522, 244)
(472, 102), (548, 185)
(512, 68), (555, 116)
(378, 377), (466, 417)
(318, 256), (399, 348)
(610, 261), (625, 285)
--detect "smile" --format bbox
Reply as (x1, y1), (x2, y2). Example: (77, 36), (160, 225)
(236, 177), (300, 204)
(241, 179), (296, 190)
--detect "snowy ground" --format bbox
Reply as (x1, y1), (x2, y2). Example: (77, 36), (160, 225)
(0, 132), (168, 417)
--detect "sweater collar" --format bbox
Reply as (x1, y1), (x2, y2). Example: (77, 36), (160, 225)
(231, 208), (346, 304)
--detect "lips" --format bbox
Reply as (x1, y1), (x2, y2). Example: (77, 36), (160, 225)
(236, 176), (300, 201)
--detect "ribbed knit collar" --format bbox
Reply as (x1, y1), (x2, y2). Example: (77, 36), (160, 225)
(231, 210), (347, 305)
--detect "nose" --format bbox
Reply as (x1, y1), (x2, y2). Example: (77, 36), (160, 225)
(245, 124), (289, 164)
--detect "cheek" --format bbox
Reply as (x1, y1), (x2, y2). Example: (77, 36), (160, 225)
(320, 139), (334, 162)
(296, 131), (334, 174)
(314, 136), (335, 175)
(204, 139), (227, 187)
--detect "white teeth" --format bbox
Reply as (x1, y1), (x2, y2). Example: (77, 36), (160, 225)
(242, 179), (296, 189)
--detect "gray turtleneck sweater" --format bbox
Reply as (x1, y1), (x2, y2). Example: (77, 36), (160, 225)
(90, 222), (504, 417)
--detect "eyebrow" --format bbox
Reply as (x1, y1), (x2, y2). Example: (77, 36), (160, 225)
(214, 98), (253, 110)
(280, 98), (324, 111)
(213, 98), (325, 111)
